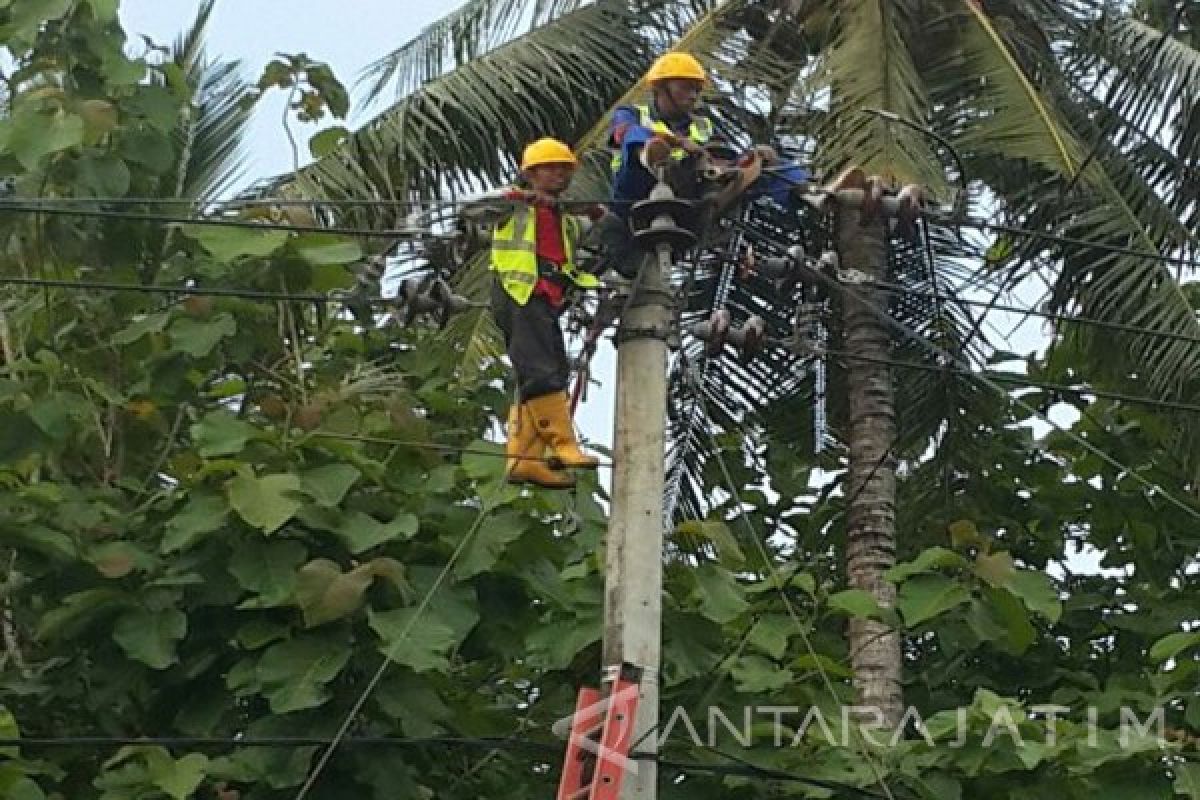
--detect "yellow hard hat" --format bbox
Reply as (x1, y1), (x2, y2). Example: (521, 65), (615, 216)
(646, 52), (708, 85)
(520, 138), (578, 171)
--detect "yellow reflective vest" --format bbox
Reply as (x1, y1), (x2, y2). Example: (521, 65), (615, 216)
(490, 200), (600, 306)
(611, 104), (715, 171)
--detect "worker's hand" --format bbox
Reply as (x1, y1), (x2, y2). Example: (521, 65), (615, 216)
(520, 189), (560, 208)
(677, 137), (706, 157)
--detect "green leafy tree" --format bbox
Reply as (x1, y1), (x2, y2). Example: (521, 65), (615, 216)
(0, 2), (1197, 800)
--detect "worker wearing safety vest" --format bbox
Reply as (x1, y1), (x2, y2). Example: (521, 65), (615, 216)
(610, 52), (714, 218)
(595, 52), (812, 277)
(490, 138), (605, 489)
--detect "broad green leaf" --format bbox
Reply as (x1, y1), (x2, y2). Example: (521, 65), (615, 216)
(983, 587), (1035, 655)
(190, 411), (264, 458)
(0, 708), (19, 760)
(8, 524), (76, 562)
(948, 519), (985, 549)
(113, 311), (170, 345)
(0, 411), (42, 461)
(827, 589), (885, 620)
(87, 541), (153, 578)
(525, 611), (602, 670)
(85, 0), (119, 21)
(168, 313), (236, 358)
(974, 551), (1017, 588)
(28, 392), (89, 440)
(792, 652), (853, 678)
(1176, 763), (1200, 799)
(731, 654), (793, 693)
(886, 547), (969, 583)
(76, 153), (131, 197)
(161, 494), (230, 553)
(255, 635), (351, 713)
(692, 564), (750, 624)
(677, 518), (746, 568)
(299, 463), (361, 507)
(236, 618), (291, 650)
(228, 470), (303, 533)
(293, 558), (375, 627)
(293, 233), (363, 265)
(8, 0), (73, 38)
(182, 225), (289, 262)
(1149, 631), (1200, 663)
(897, 575), (970, 626)
(119, 127), (174, 173)
(113, 608), (187, 669)
(369, 608), (458, 673)
(7, 109), (84, 170)
(308, 126), (350, 159)
(454, 510), (527, 579)
(0, 771), (44, 800)
(1005, 570), (1062, 623)
(228, 538), (306, 608)
(37, 588), (133, 640)
(125, 85), (182, 132)
(965, 597), (1008, 644)
(747, 614), (794, 660)
(662, 611), (723, 686)
(332, 510), (417, 554)
(375, 678), (451, 737)
(145, 750), (208, 800)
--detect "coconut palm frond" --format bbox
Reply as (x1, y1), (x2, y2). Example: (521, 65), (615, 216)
(945, 0), (1086, 180)
(298, 2), (653, 214)
(815, 0), (943, 190)
(359, 0), (595, 103)
(165, 0), (252, 201)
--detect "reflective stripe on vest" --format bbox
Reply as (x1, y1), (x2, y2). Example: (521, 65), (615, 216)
(611, 104), (714, 172)
(490, 203), (599, 305)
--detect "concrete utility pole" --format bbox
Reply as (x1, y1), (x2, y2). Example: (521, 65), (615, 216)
(602, 178), (695, 799)
(602, 245), (670, 799)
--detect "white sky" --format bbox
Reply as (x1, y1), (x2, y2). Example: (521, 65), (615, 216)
(119, 0), (465, 186)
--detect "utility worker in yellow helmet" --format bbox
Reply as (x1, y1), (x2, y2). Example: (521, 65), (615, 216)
(594, 53), (713, 278)
(487, 137), (606, 489)
(595, 52), (812, 277)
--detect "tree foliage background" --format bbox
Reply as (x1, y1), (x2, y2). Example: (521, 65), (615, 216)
(0, 1), (1197, 799)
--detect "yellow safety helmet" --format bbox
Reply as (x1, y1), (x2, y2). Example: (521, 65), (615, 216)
(520, 138), (578, 171)
(646, 52), (708, 85)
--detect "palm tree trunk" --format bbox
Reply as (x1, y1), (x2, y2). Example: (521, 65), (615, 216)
(836, 196), (903, 728)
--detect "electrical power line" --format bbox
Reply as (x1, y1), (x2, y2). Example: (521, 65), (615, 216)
(0, 735), (894, 796)
(0, 202), (455, 239)
(813, 348), (1200, 416)
(865, 277), (1200, 346)
(2, 194), (1199, 271)
(808, 267), (1200, 531)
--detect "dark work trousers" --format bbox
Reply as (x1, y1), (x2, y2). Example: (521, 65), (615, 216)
(491, 276), (570, 402)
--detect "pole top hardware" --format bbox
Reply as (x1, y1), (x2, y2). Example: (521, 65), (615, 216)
(392, 275), (481, 328)
(688, 308), (767, 361)
(630, 181), (698, 254)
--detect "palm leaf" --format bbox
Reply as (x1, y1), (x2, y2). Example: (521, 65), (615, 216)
(947, 0), (1085, 179)
(162, 0), (252, 201)
(813, 0), (943, 189)
(358, 0), (595, 103)
(296, 2), (653, 213)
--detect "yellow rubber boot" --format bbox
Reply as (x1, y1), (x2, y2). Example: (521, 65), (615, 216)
(505, 404), (575, 489)
(525, 391), (600, 470)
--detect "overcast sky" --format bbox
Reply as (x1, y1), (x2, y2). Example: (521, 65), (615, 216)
(119, 0), (465, 186)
